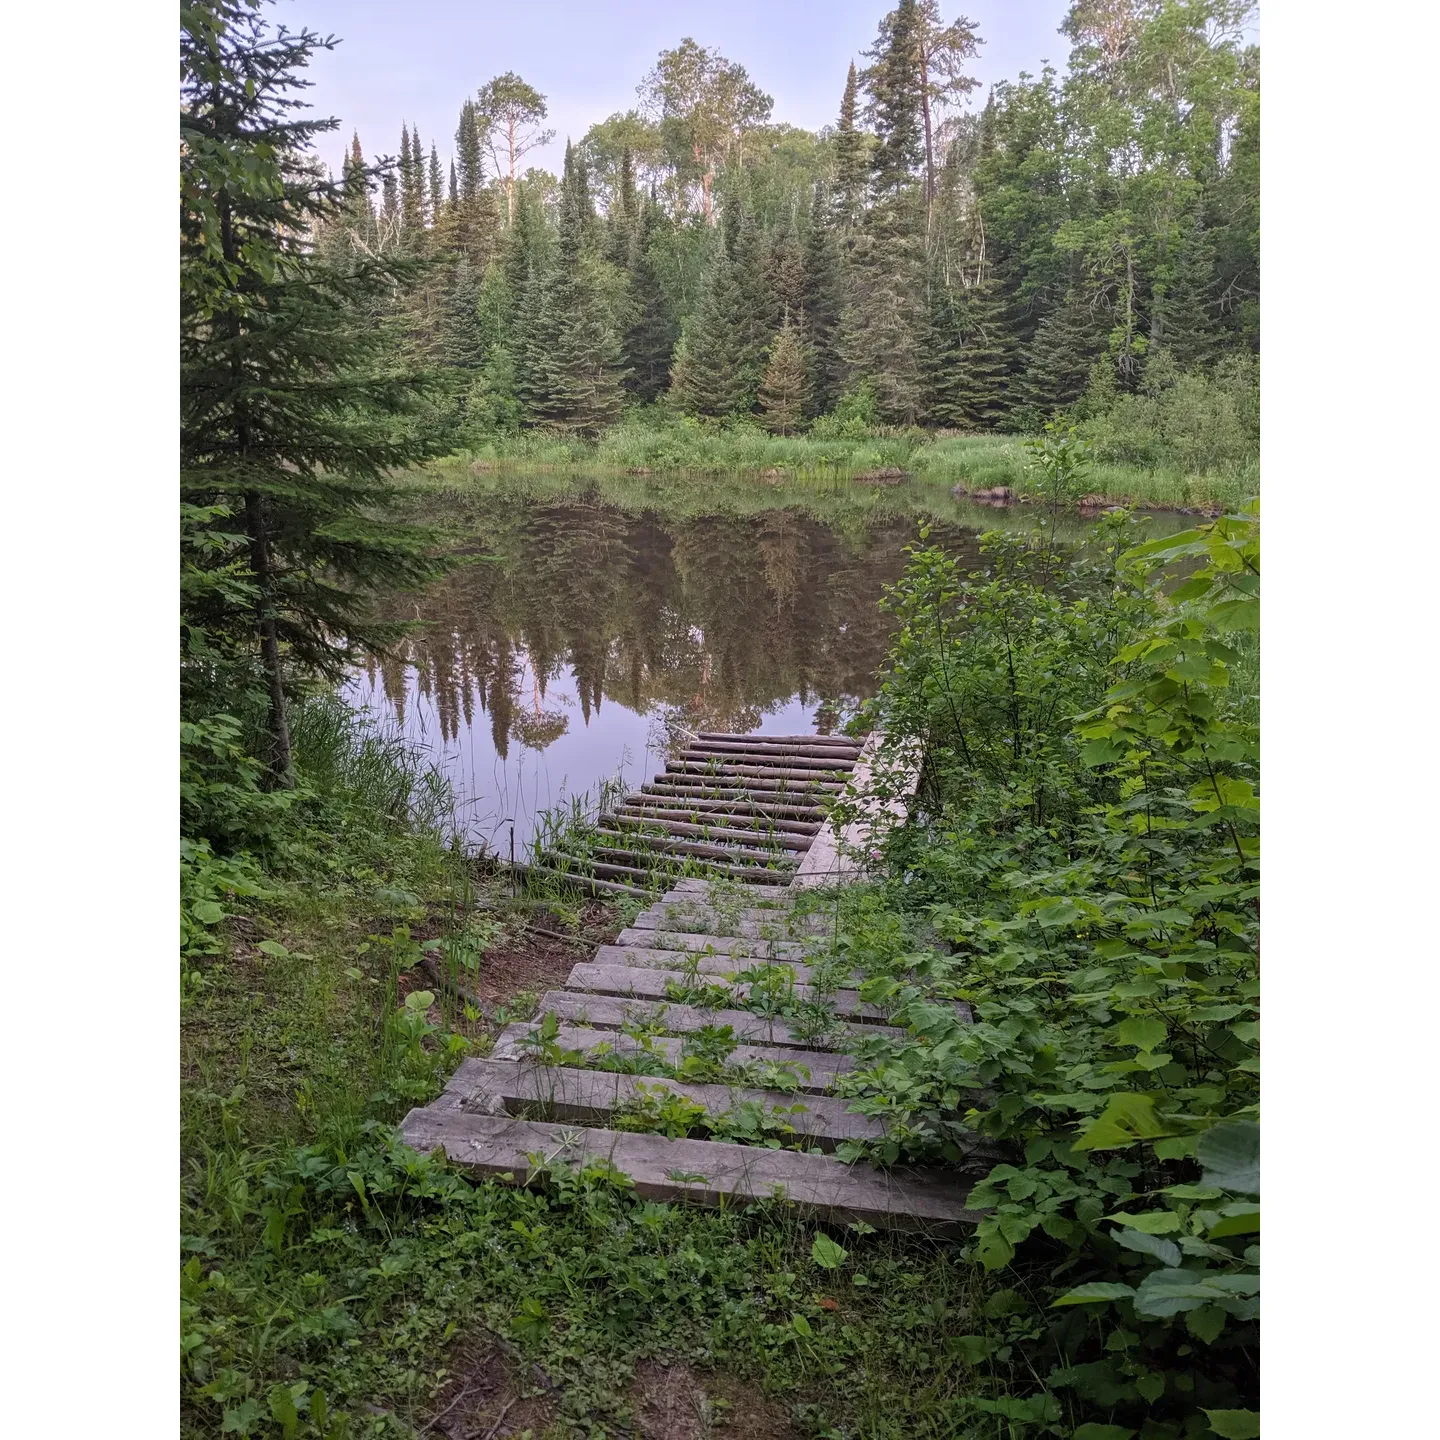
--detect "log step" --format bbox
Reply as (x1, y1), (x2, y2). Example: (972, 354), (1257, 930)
(613, 928), (807, 959)
(681, 747), (857, 773)
(563, 962), (891, 1023)
(609, 811), (814, 851)
(592, 945), (829, 984)
(528, 989), (902, 1047)
(697, 732), (863, 750)
(490, 1021), (857, 1093)
(638, 786), (828, 820)
(596, 821), (801, 862)
(667, 761), (848, 788)
(437, 1058), (885, 1151)
(400, 1108), (981, 1233)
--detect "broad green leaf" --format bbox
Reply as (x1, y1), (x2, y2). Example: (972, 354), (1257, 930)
(404, 990), (435, 1012)
(810, 1234), (848, 1270)
(1051, 1282), (1135, 1306)
(1113, 1227), (1181, 1266)
(790, 1312), (812, 1337)
(1197, 1122), (1259, 1195)
(1204, 1408), (1260, 1439)
(256, 940), (289, 958)
(1108, 1210), (1181, 1234)
(1186, 1305), (1227, 1344)
(1207, 1206), (1260, 1238)
(1113, 1017), (1167, 1052)
(1073, 1093), (1173, 1150)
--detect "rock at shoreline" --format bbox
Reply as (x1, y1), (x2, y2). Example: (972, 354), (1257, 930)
(853, 467), (908, 485)
(1078, 493), (1109, 508)
(759, 466), (787, 480)
(969, 485), (1015, 501)
(951, 484), (969, 498)
(626, 466), (654, 475)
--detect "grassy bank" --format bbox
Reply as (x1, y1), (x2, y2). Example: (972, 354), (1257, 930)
(448, 420), (1255, 513)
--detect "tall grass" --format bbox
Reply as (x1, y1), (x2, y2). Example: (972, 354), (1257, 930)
(453, 416), (1253, 511)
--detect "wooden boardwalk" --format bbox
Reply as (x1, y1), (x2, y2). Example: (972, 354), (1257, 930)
(403, 730), (987, 1229)
(529, 731), (871, 896)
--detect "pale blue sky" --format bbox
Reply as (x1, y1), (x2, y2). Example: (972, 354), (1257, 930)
(276, 0), (1076, 177)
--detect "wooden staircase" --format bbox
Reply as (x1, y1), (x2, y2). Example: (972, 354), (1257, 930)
(529, 731), (867, 895)
(401, 878), (987, 1232)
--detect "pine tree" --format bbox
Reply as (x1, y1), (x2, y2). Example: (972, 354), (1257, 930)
(838, 1), (929, 423)
(670, 245), (750, 417)
(832, 62), (867, 229)
(400, 124), (424, 242)
(439, 257), (484, 369)
(767, 220), (806, 321)
(802, 185), (845, 414)
(181, 1), (442, 783)
(427, 144), (444, 229)
(623, 199), (679, 403)
(943, 272), (1014, 429)
(447, 160), (458, 207)
(1013, 288), (1106, 425)
(758, 312), (811, 434)
(521, 142), (627, 434)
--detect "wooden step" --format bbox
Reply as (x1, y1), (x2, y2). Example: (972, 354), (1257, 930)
(528, 990), (902, 1047)
(683, 741), (861, 763)
(681, 747), (857, 773)
(638, 787), (828, 821)
(564, 962), (891, 1023)
(490, 1021), (857, 1093)
(697, 732), (863, 750)
(637, 903), (833, 935)
(614, 928), (807, 959)
(629, 911), (819, 941)
(656, 771), (843, 795)
(596, 822), (801, 864)
(626, 799), (823, 834)
(667, 761), (848, 788)
(438, 1058), (885, 1151)
(662, 878), (796, 903)
(400, 1108), (982, 1233)
(551, 850), (794, 887)
(593, 945), (826, 984)
(609, 811), (814, 851)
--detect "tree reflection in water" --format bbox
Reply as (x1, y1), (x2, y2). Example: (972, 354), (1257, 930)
(344, 485), (980, 854)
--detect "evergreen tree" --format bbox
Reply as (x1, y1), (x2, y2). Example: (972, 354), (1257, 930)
(1013, 287), (1107, 425)
(521, 142), (627, 433)
(802, 185), (845, 414)
(447, 160), (458, 207)
(1148, 213), (1220, 370)
(831, 62), (867, 229)
(767, 220), (806, 320)
(623, 199), (679, 403)
(838, 0), (928, 423)
(944, 271), (1015, 428)
(439, 256), (484, 369)
(400, 124), (424, 242)
(758, 312), (811, 434)
(181, 0), (442, 783)
(427, 143), (444, 229)
(670, 245), (749, 417)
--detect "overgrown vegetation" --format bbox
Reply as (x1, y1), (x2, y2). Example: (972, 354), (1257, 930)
(821, 497), (1260, 1436)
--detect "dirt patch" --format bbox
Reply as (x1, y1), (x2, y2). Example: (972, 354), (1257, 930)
(629, 1359), (799, 1440)
(422, 1334), (557, 1439)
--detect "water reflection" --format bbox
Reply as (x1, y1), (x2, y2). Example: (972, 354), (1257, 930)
(344, 480), (1182, 855)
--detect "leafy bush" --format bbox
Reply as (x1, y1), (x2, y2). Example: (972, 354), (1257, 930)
(834, 506), (1260, 1435)
(1076, 352), (1259, 478)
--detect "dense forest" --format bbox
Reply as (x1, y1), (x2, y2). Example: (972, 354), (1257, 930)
(313, 1), (1259, 446)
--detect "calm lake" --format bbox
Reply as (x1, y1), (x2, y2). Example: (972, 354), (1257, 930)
(344, 474), (1190, 858)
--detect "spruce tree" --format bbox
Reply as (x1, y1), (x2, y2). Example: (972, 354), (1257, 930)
(758, 312), (812, 434)
(947, 272), (1015, 429)
(400, 124), (424, 242)
(623, 199), (679, 403)
(832, 62), (867, 229)
(439, 257), (484, 369)
(181, 0), (442, 783)
(670, 245), (749, 417)
(1014, 288), (1106, 425)
(521, 142), (627, 434)
(802, 185), (845, 414)
(427, 143), (443, 229)
(1149, 213), (1220, 370)
(838, 0), (928, 424)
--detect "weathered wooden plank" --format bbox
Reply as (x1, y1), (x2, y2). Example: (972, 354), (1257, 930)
(489, 1021), (857, 1092)
(664, 878), (796, 902)
(638, 902), (833, 935)
(609, 812), (814, 851)
(592, 945), (823, 983)
(400, 1109), (982, 1233)
(629, 910), (822, 941)
(668, 761), (848, 787)
(684, 741), (861, 764)
(638, 787), (828, 821)
(613, 927), (806, 959)
(528, 989), (903, 1046)
(553, 849), (795, 886)
(697, 732), (863, 750)
(439, 1058), (885, 1150)
(681, 747), (857, 773)
(564, 962), (891, 1023)
(596, 822), (801, 864)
